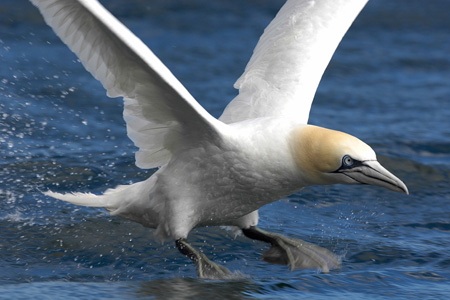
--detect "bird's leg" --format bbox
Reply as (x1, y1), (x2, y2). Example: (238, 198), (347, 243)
(242, 226), (341, 273)
(175, 238), (232, 279)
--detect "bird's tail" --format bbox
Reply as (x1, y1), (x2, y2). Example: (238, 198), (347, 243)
(43, 184), (131, 212)
(45, 176), (159, 230)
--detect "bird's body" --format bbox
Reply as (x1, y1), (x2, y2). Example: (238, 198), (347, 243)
(49, 118), (310, 240)
(31, 0), (409, 278)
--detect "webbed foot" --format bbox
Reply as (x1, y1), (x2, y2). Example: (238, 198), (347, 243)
(176, 238), (232, 279)
(242, 226), (340, 272)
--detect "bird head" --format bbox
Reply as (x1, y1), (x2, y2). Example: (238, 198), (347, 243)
(291, 125), (408, 194)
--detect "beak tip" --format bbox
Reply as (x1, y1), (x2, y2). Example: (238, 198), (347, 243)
(397, 181), (409, 195)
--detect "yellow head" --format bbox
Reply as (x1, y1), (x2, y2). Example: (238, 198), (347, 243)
(290, 125), (408, 194)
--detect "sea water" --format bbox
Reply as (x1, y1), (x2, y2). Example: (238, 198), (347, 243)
(1, 0), (449, 299)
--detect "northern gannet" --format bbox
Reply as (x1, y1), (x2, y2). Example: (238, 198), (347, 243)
(31, 0), (409, 279)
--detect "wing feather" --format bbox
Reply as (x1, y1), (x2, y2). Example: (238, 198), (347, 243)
(220, 0), (368, 124)
(30, 0), (221, 169)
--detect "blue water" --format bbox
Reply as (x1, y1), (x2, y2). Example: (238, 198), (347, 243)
(1, 0), (449, 299)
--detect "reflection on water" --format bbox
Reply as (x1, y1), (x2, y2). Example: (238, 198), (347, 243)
(136, 278), (258, 300)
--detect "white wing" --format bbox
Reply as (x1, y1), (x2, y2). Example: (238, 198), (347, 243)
(30, 0), (221, 169)
(220, 0), (368, 124)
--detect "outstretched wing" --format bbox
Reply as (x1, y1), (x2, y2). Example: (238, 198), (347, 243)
(30, 0), (222, 169)
(219, 0), (368, 124)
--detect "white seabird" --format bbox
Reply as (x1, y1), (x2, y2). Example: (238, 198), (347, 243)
(31, 0), (409, 278)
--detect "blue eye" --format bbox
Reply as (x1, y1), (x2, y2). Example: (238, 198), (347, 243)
(342, 155), (354, 167)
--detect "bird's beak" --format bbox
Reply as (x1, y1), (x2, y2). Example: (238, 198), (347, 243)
(341, 160), (409, 195)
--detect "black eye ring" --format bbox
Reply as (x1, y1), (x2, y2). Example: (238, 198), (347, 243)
(342, 155), (354, 167)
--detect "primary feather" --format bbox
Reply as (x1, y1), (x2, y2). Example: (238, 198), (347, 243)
(30, 0), (222, 169)
(220, 0), (367, 124)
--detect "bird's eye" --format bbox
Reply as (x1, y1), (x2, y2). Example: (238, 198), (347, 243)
(342, 155), (354, 167)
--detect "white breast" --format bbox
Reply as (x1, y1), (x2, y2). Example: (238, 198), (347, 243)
(146, 118), (305, 238)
